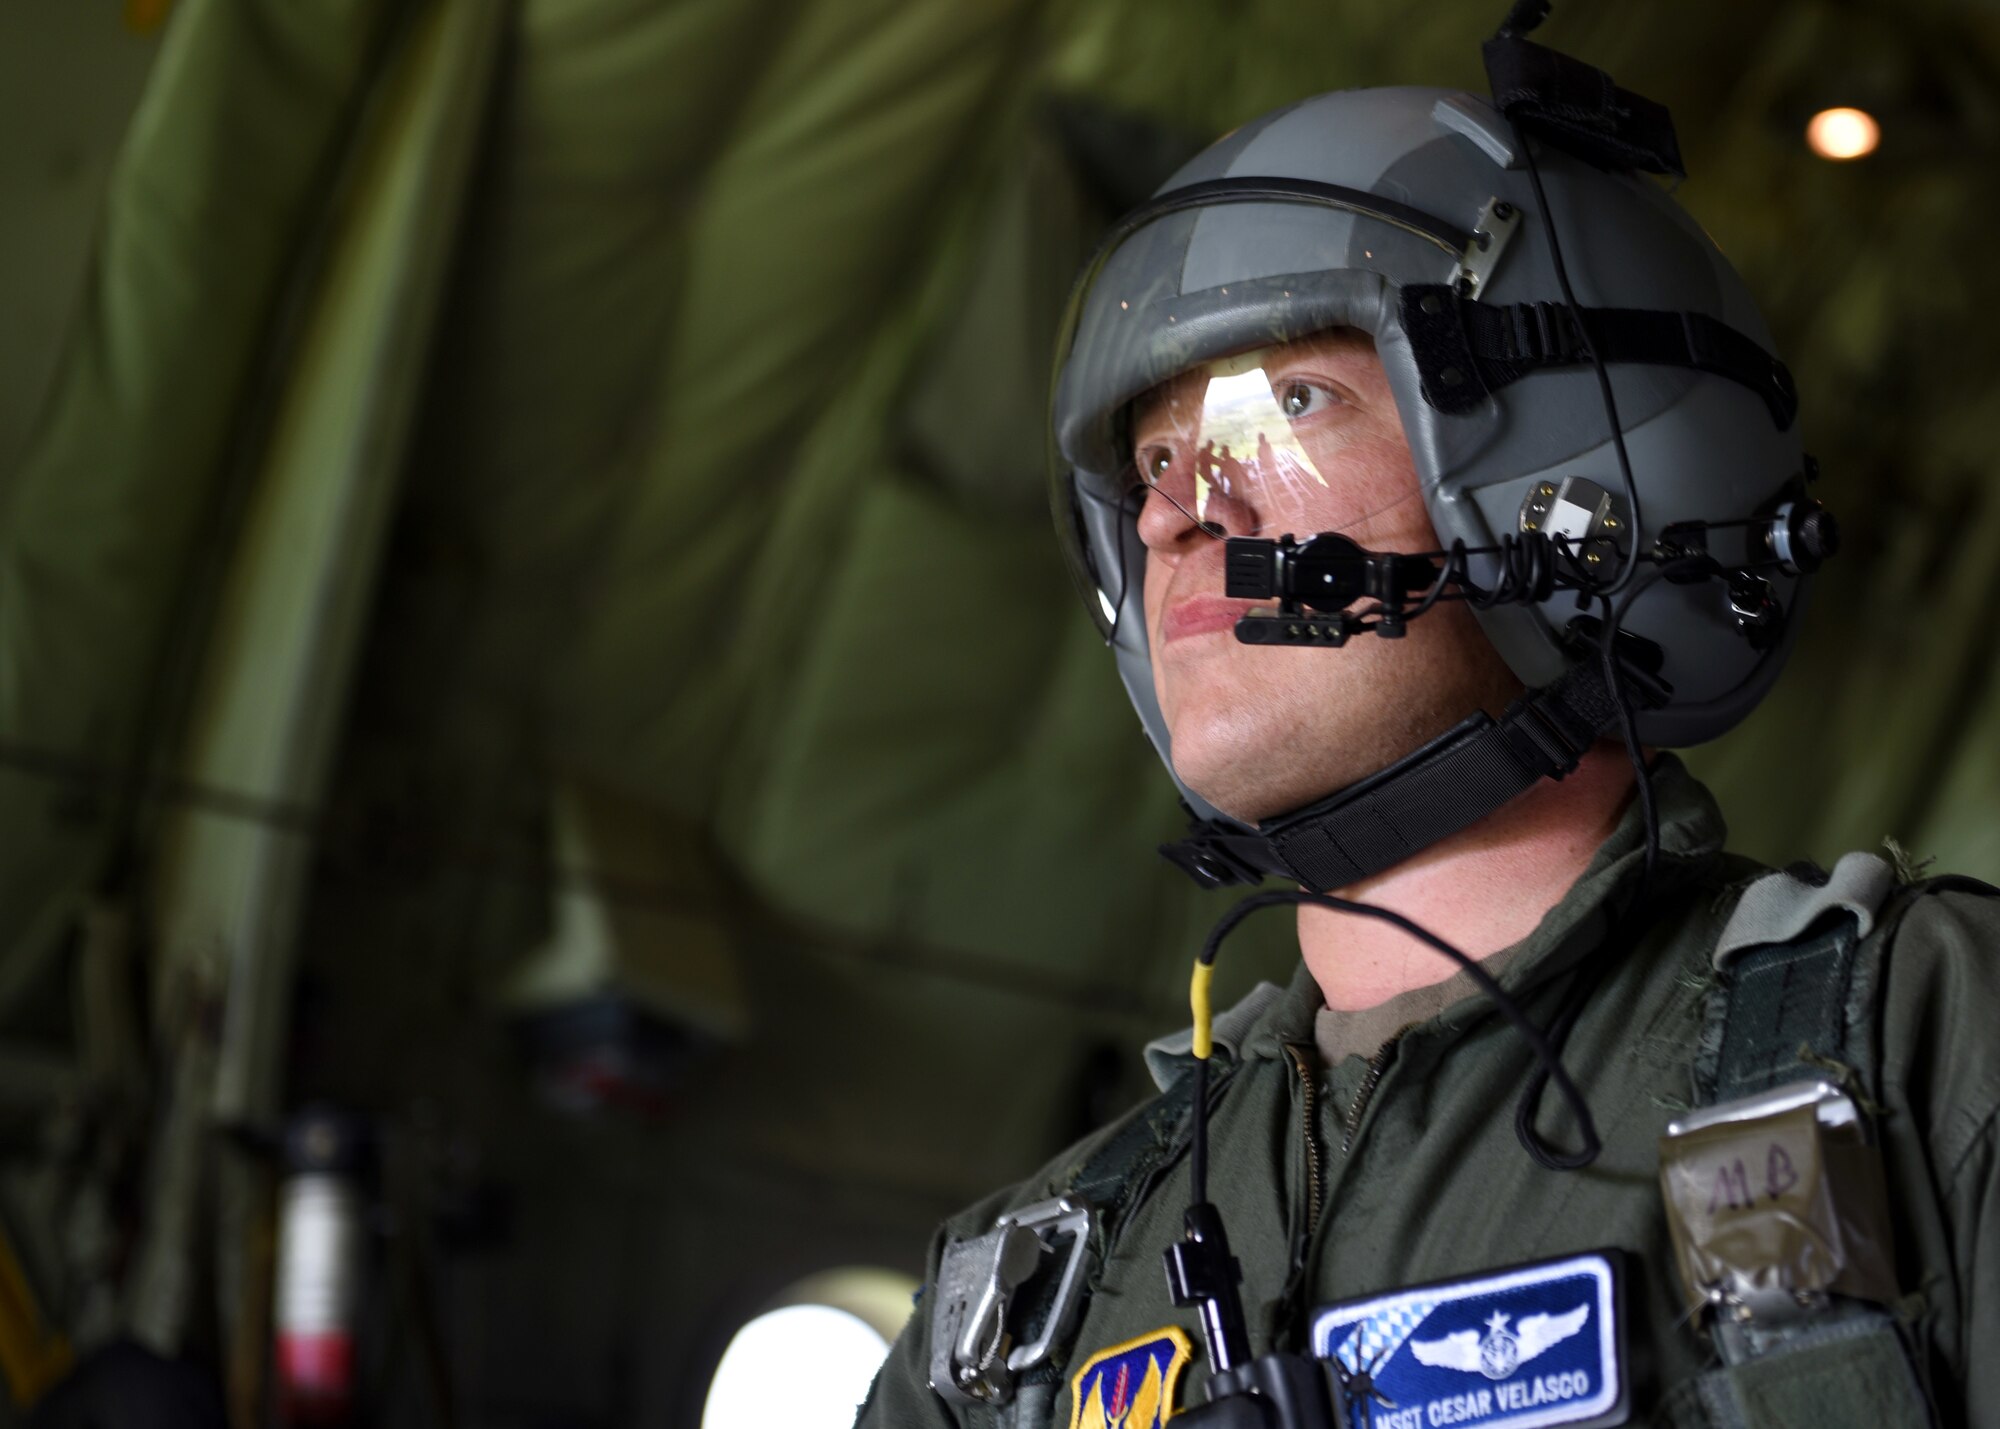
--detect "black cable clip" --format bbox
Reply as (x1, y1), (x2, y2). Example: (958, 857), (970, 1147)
(1164, 1202), (1252, 1378)
(1164, 1203), (1351, 1428)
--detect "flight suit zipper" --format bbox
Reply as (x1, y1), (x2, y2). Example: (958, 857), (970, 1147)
(1275, 1043), (1330, 1348)
(1280, 1034), (1403, 1349)
(1283, 1044), (1325, 1238)
(1340, 1033), (1404, 1157)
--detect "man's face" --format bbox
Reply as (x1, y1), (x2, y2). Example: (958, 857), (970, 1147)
(1131, 328), (1522, 825)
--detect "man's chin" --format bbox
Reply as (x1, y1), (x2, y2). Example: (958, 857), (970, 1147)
(1171, 726), (1409, 826)
(1173, 757), (1331, 828)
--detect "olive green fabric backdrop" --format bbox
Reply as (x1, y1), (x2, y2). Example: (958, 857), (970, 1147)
(1, 1), (1996, 1423)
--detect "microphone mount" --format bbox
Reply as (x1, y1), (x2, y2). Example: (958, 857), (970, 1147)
(1222, 506), (1835, 649)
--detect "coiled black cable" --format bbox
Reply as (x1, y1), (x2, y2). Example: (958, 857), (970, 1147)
(1185, 888), (1602, 1209)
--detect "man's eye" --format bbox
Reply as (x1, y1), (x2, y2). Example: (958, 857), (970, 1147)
(1280, 380), (1340, 419)
(1143, 449), (1173, 483)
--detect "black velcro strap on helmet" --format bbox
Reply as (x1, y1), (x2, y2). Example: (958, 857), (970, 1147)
(1159, 655), (1664, 893)
(1482, 35), (1684, 177)
(1401, 284), (1799, 430)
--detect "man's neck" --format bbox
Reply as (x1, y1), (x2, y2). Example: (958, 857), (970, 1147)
(1300, 745), (1638, 1012)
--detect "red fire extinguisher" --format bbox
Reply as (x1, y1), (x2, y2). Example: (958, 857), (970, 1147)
(273, 1108), (370, 1425)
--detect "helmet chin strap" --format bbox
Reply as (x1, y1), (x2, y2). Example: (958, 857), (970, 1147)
(1159, 647), (1668, 893)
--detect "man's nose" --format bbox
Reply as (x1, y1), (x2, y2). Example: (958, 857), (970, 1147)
(1134, 478), (1258, 551)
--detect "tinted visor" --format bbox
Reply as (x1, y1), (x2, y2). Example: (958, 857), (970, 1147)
(1130, 344), (1421, 546)
(1049, 179), (1476, 637)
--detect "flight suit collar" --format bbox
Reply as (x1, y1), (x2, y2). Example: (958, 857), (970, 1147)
(1224, 754), (1729, 1067)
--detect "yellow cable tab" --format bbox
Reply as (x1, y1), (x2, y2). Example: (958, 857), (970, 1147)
(1190, 962), (1216, 1060)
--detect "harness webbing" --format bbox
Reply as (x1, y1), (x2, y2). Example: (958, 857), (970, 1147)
(1005, 1067), (1206, 1396)
(1068, 1068), (1203, 1211)
(1677, 869), (1952, 1428)
(1709, 911), (1865, 1103)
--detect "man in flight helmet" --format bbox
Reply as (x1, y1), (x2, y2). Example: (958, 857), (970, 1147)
(856, 26), (2000, 1429)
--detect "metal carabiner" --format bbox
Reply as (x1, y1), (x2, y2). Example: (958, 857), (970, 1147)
(928, 1195), (1094, 1406)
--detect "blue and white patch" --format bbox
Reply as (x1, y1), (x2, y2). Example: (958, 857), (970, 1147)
(1312, 1251), (1626, 1429)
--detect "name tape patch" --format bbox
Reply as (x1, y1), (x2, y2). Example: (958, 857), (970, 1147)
(1311, 1251), (1626, 1429)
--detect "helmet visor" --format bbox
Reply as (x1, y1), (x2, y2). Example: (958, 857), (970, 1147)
(1129, 343), (1424, 547)
(1047, 166), (1490, 640)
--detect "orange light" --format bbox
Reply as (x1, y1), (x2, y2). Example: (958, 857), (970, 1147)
(124, 0), (174, 31)
(1806, 108), (1880, 161)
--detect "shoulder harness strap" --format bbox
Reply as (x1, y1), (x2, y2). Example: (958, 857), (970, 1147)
(1069, 1063), (1205, 1219)
(1696, 851), (1896, 1104)
(1017, 1066), (1206, 1378)
(1697, 857), (1997, 1102)
(1671, 852), (1953, 1428)
(935, 1062), (1211, 1425)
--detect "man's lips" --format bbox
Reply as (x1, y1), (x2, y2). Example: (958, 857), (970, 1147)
(1160, 595), (1261, 644)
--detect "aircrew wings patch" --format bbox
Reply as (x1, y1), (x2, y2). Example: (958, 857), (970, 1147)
(1069, 1326), (1192, 1429)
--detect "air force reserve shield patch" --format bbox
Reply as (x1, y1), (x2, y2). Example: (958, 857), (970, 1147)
(1068, 1327), (1192, 1429)
(1311, 1252), (1627, 1429)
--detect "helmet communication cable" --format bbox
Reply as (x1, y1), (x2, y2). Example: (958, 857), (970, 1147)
(1183, 889), (1600, 1209)
(1510, 134), (1646, 601)
(1171, 883), (1603, 1423)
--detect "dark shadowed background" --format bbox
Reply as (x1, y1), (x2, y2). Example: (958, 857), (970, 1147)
(1, 1), (1996, 1424)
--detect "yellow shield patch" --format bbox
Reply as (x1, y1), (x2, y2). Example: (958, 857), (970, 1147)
(1068, 1326), (1193, 1429)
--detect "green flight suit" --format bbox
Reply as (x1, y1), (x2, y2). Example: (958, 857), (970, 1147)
(855, 758), (2000, 1427)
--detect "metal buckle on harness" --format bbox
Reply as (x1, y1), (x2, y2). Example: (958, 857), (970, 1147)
(1660, 1079), (1898, 1337)
(928, 1196), (1094, 1407)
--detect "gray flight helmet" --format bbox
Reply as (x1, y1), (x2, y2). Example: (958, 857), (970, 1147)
(1049, 86), (1806, 832)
